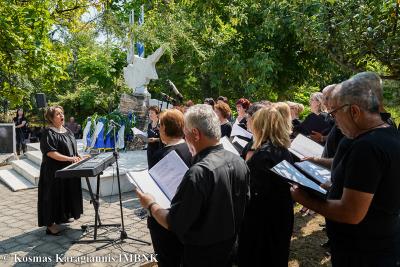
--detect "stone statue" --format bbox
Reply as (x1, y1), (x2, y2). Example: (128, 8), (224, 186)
(123, 47), (165, 95)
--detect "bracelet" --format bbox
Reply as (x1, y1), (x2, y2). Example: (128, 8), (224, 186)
(147, 202), (158, 217)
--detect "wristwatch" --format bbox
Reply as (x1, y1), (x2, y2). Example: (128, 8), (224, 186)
(147, 202), (158, 217)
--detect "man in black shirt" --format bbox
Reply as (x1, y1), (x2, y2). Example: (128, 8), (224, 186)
(136, 104), (250, 267)
(291, 72), (400, 267)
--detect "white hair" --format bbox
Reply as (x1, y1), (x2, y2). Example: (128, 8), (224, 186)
(184, 104), (221, 140)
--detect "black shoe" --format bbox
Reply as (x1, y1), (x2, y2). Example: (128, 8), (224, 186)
(46, 228), (62, 236)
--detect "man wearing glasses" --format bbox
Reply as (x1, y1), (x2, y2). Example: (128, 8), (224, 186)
(292, 72), (400, 267)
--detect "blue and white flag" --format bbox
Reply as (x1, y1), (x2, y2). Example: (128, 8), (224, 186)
(82, 117), (92, 149)
(104, 124), (114, 150)
(90, 118), (104, 149)
(136, 5), (145, 57)
(116, 125), (125, 150)
(94, 118), (106, 149)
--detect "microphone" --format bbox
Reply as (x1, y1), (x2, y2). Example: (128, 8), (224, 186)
(167, 80), (183, 101)
(109, 119), (122, 128)
(160, 92), (177, 104)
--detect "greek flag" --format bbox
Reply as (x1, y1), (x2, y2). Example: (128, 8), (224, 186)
(82, 117), (92, 150)
(136, 5), (145, 57)
(90, 118), (104, 149)
(104, 124), (114, 150)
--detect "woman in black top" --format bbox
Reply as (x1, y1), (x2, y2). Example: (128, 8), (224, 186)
(293, 92), (332, 138)
(214, 102), (232, 138)
(13, 108), (28, 155)
(234, 98), (251, 130)
(147, 109), (192, 267)
(38, 106), (83, 235)
(147, 106), (162, 168)
(238, 103), (294, 267)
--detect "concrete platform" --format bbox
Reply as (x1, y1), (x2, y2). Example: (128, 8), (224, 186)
(0, 169), (36, 191)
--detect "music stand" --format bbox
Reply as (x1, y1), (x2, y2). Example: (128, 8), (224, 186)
(97, 121), (151, 251)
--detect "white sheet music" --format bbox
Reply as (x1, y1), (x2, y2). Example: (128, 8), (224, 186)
(149, 150), (189, 201)
(289, 134), (324, 159)
(220, 136), (240, 156)
(131, 127), (148, 140)
(295, 161), (331, 184)
(127, 170), (171, 209)
(272, 160), (327, 197)
(231, 123), (253, 139)
(232, 136), (248, 149)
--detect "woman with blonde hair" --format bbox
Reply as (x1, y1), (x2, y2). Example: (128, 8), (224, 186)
(238, 104), (294, 267)
(293, 92), (332, 138)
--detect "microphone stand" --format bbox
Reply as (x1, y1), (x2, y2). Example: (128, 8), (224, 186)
(97, 122), (151, 250)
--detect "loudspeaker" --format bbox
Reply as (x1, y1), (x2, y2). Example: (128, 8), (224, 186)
(35, 93), (47, 108)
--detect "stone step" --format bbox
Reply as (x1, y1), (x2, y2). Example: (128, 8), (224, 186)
(11, 159), (40, 185)
(25, 151), (43, 166)
(26, 142), (40, 151)
(0, 169), (36, 191)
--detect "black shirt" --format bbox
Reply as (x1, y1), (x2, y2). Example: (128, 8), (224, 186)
(220, 121), (232, 138)
(167, 144), (250, 246)
(294, 112), (332, 136)
(148, 142), (192, 169)
(322, 124), (344, 158)
(327, 127), (400, 253)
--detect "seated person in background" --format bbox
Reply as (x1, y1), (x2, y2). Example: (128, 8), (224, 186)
(148, 109), (192, 169)
(65, 117), (79, 138)
(291, 73), (400, 267)
(234, 98), (251, 130)
(293, 92), (332, 141)
(214, 102), (232, 138)
(136, 104), (250, 267)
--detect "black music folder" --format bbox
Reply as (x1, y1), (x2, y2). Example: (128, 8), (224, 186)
(271, 160), (328, 199)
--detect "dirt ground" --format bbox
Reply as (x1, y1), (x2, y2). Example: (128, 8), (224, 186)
(289, 205), (331, 267)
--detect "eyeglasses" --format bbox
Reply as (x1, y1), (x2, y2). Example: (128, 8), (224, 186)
(328, 104), (350, 119)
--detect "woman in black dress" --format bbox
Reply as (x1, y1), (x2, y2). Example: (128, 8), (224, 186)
(13, 108), (28, 155)
(147, 106), (162, 167)
(238, 103), (294, 267)
(38, 106), (83, 235)
(147, 108), (192, 267)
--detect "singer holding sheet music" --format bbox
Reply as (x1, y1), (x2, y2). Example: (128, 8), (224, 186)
(136, 104), (250, 267)
(146, 109), (192, 267)
(291, 73), (400, 267)
(147, 106), (162, 168)
(238, 103), (294, 266)
(37, 106), (83, 235)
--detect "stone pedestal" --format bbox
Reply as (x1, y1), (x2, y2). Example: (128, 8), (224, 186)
(119, 93), (150, 131)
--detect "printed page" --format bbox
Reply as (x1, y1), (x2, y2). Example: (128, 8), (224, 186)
(127, 170), (171, 209)
(231, 123), (253, 139)
(149, 150), (189, 201)
(289, 134), (324, 159)
(294, 161), (331, 184)
(220, 136), (240, 156)
(232, 136), (249, 149)
(271, 160), (327, 199)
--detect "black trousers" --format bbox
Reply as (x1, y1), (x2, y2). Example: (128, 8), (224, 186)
(331, 250), (400, 267)
(16, 132), (26, 154)
(148, 217), (183, 267)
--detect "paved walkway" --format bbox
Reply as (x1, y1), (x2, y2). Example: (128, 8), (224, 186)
(0, 165), (157, 267)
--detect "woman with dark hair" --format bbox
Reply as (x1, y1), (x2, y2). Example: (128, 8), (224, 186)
(147, 106), (162, 168)
(38, 105), (83, 235)
(146, 108), (192, 267)
(204, 98), (215, 108)
(214, 102), (232, 138)
(238, 103), (294, 266)
(13, 108), (28, 155)
(235, 98), (251, 130)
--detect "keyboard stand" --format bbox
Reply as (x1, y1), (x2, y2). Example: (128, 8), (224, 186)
(74, 173), (121, 244)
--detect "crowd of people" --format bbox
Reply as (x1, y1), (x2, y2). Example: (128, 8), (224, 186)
(33, 71), (400, 267)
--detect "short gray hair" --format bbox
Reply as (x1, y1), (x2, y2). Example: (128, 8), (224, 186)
(333, 73), (380, 113)
(184, 104), (221, 140)
(351, 72), (383, 104)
